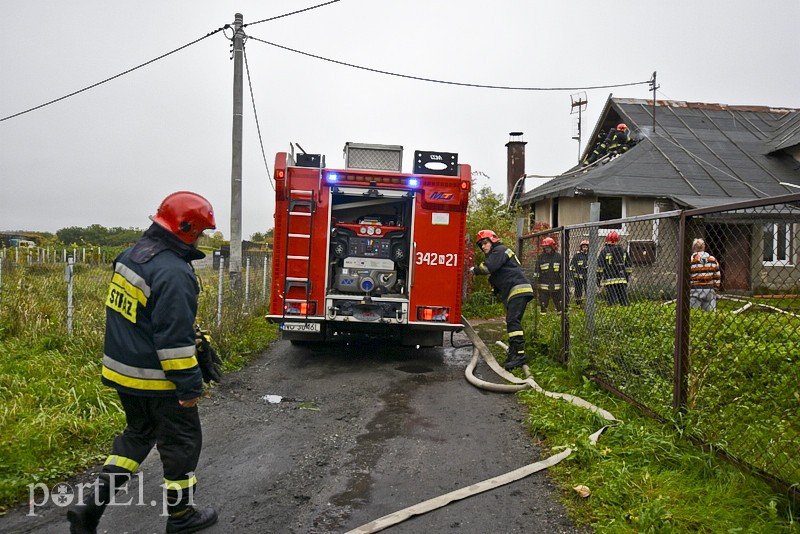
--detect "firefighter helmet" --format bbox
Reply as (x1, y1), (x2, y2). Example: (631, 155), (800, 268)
(606, 231), (620, 244)
(541, 237), (556, 248)
(475, 229), (499, 246)
(616, 123), (627, 131)
(580, 240), (590, 247)
(150, 191), (216, 244)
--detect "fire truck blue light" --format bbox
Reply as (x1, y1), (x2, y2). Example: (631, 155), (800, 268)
(328, 173), (339, 182)
(408, 178), (419, 187)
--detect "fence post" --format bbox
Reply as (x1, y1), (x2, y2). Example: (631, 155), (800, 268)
(0, 257), (3, 308)
(245, 257), (251, 311)
(65, 257), (75, 336)
(585, 202), (601, 336)
(217, 257), (225, 327)
(673, 213), (693, 412)
(561, 228), (570, 363)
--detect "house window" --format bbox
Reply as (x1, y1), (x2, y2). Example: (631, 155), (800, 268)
(598, 196), (625, 235)
(763, 223), (793, 265)
(551, 198), (559, 228)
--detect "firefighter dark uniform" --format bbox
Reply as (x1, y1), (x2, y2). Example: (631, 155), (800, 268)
(596, 232), (632, 306)
(606, 127), (633, 156)
(68, 192), (218, 534)
(569, 241), (589, 304)
(583, 130), (609, 165)
(535, 238), (563, 313)
(583, 124), (633, 166)
(472, 230), (534, 370)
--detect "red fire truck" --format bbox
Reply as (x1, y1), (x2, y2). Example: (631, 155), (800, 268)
(267, 142), (471, 346)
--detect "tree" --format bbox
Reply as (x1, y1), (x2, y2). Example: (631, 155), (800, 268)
(249, 228), (274, 242)
(466, 186), (519, 246)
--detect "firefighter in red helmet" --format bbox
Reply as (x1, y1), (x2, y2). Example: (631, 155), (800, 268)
(569, 239), (590, 305)
(69, 192), (219, 534)
(471, 230), (534, 370)
(536, 237), (564, 313)
(583, 123), (634, 166)
(596, 231), (632, 305)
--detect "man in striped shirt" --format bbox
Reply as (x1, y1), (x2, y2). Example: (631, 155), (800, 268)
(690, 238), (721, 312)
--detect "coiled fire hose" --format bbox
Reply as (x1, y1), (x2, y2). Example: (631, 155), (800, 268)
(345, 318), (618, 534)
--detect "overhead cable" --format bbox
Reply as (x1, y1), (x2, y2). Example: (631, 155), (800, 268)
(244, 0), (342, 27)
(247, 35), (651, 92)
(0, 26), (229, 122)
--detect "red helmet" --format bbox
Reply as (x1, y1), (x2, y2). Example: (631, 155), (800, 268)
(616, 123), (627, 131)
(606, 231), (620, 244)
(541, 237), (556, 248)
(475, 229), (499, 246)
(150, 191), (216, 244)
(580, 240), (589, 247)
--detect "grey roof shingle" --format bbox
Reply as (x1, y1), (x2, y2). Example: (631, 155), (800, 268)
(518, 98), (800, 208)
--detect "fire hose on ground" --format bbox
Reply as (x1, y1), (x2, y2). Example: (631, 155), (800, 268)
(345, 318), (619, 534)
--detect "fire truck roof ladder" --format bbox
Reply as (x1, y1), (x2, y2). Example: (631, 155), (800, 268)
(283, 188), (315, 320)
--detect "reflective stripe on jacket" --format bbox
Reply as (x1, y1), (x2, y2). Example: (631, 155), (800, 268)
(597, 244), (632, 286)
(102, 240), (203, 400)
(473, 243), (533, 304)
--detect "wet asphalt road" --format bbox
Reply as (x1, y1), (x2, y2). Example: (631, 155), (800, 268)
(1, 327), (584, 534)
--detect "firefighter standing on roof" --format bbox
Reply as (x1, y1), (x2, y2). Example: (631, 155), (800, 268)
(68, 192), (220, 534)
(535, 237), (564, 313)
(470, 230), (534, 371)
(597, 231), (632, 306)
(570, 240), (590, 305)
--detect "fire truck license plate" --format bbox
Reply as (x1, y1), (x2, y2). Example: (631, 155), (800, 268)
(281, 322), (321, 333)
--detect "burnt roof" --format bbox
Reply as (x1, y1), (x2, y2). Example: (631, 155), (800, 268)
(518, 97), (800, 208)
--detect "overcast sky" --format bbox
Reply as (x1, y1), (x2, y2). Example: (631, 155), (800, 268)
(2, 1), (799, 239)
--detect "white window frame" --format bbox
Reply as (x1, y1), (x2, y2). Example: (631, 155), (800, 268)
(597, 196), (627, 236)
(651, 201), (661, 244)
(763, 222), (794, 266)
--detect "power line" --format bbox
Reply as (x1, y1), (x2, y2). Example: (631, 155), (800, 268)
(0, 26), (229, 122)
(247, 35), (651, 92)
(244, 0), (342, 27)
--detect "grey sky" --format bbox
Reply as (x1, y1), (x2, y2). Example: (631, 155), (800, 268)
(2, 1), (799, 239)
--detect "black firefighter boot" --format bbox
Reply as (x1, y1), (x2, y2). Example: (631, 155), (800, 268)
(166, 506), (219, 534)
(66, 474), (114, 534)
(504, 341), (528, 371)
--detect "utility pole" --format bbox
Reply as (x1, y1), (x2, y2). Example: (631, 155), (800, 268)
(649, 71), (659, 133)
(229, 13), (244, 290)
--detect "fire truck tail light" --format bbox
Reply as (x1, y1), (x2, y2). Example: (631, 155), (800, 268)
(460, 180), (470, 191)
(285, 301), (317, 315)
(276, 169), (285, 180)
(417, 306), (450, 321)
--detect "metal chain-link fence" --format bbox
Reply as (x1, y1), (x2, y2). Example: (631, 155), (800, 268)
(0, 250), (272, 341)
(517, 196), (800, 501)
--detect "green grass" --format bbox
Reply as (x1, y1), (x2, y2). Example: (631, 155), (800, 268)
(0, 260), (275, 512)
(513, 355), (797, 532)
(463, 283), (798, 532)
(0, 310), (278, 513)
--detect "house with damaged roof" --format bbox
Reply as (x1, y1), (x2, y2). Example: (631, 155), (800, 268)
(515, 96), (800, 293)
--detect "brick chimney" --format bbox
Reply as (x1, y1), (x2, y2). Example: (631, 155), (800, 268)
(506, 132), (526, 201)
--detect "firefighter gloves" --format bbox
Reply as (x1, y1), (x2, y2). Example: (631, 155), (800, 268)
(195, 326), (223, 384)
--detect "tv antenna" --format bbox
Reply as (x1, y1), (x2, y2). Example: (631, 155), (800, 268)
(570, 92), (588, 163)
